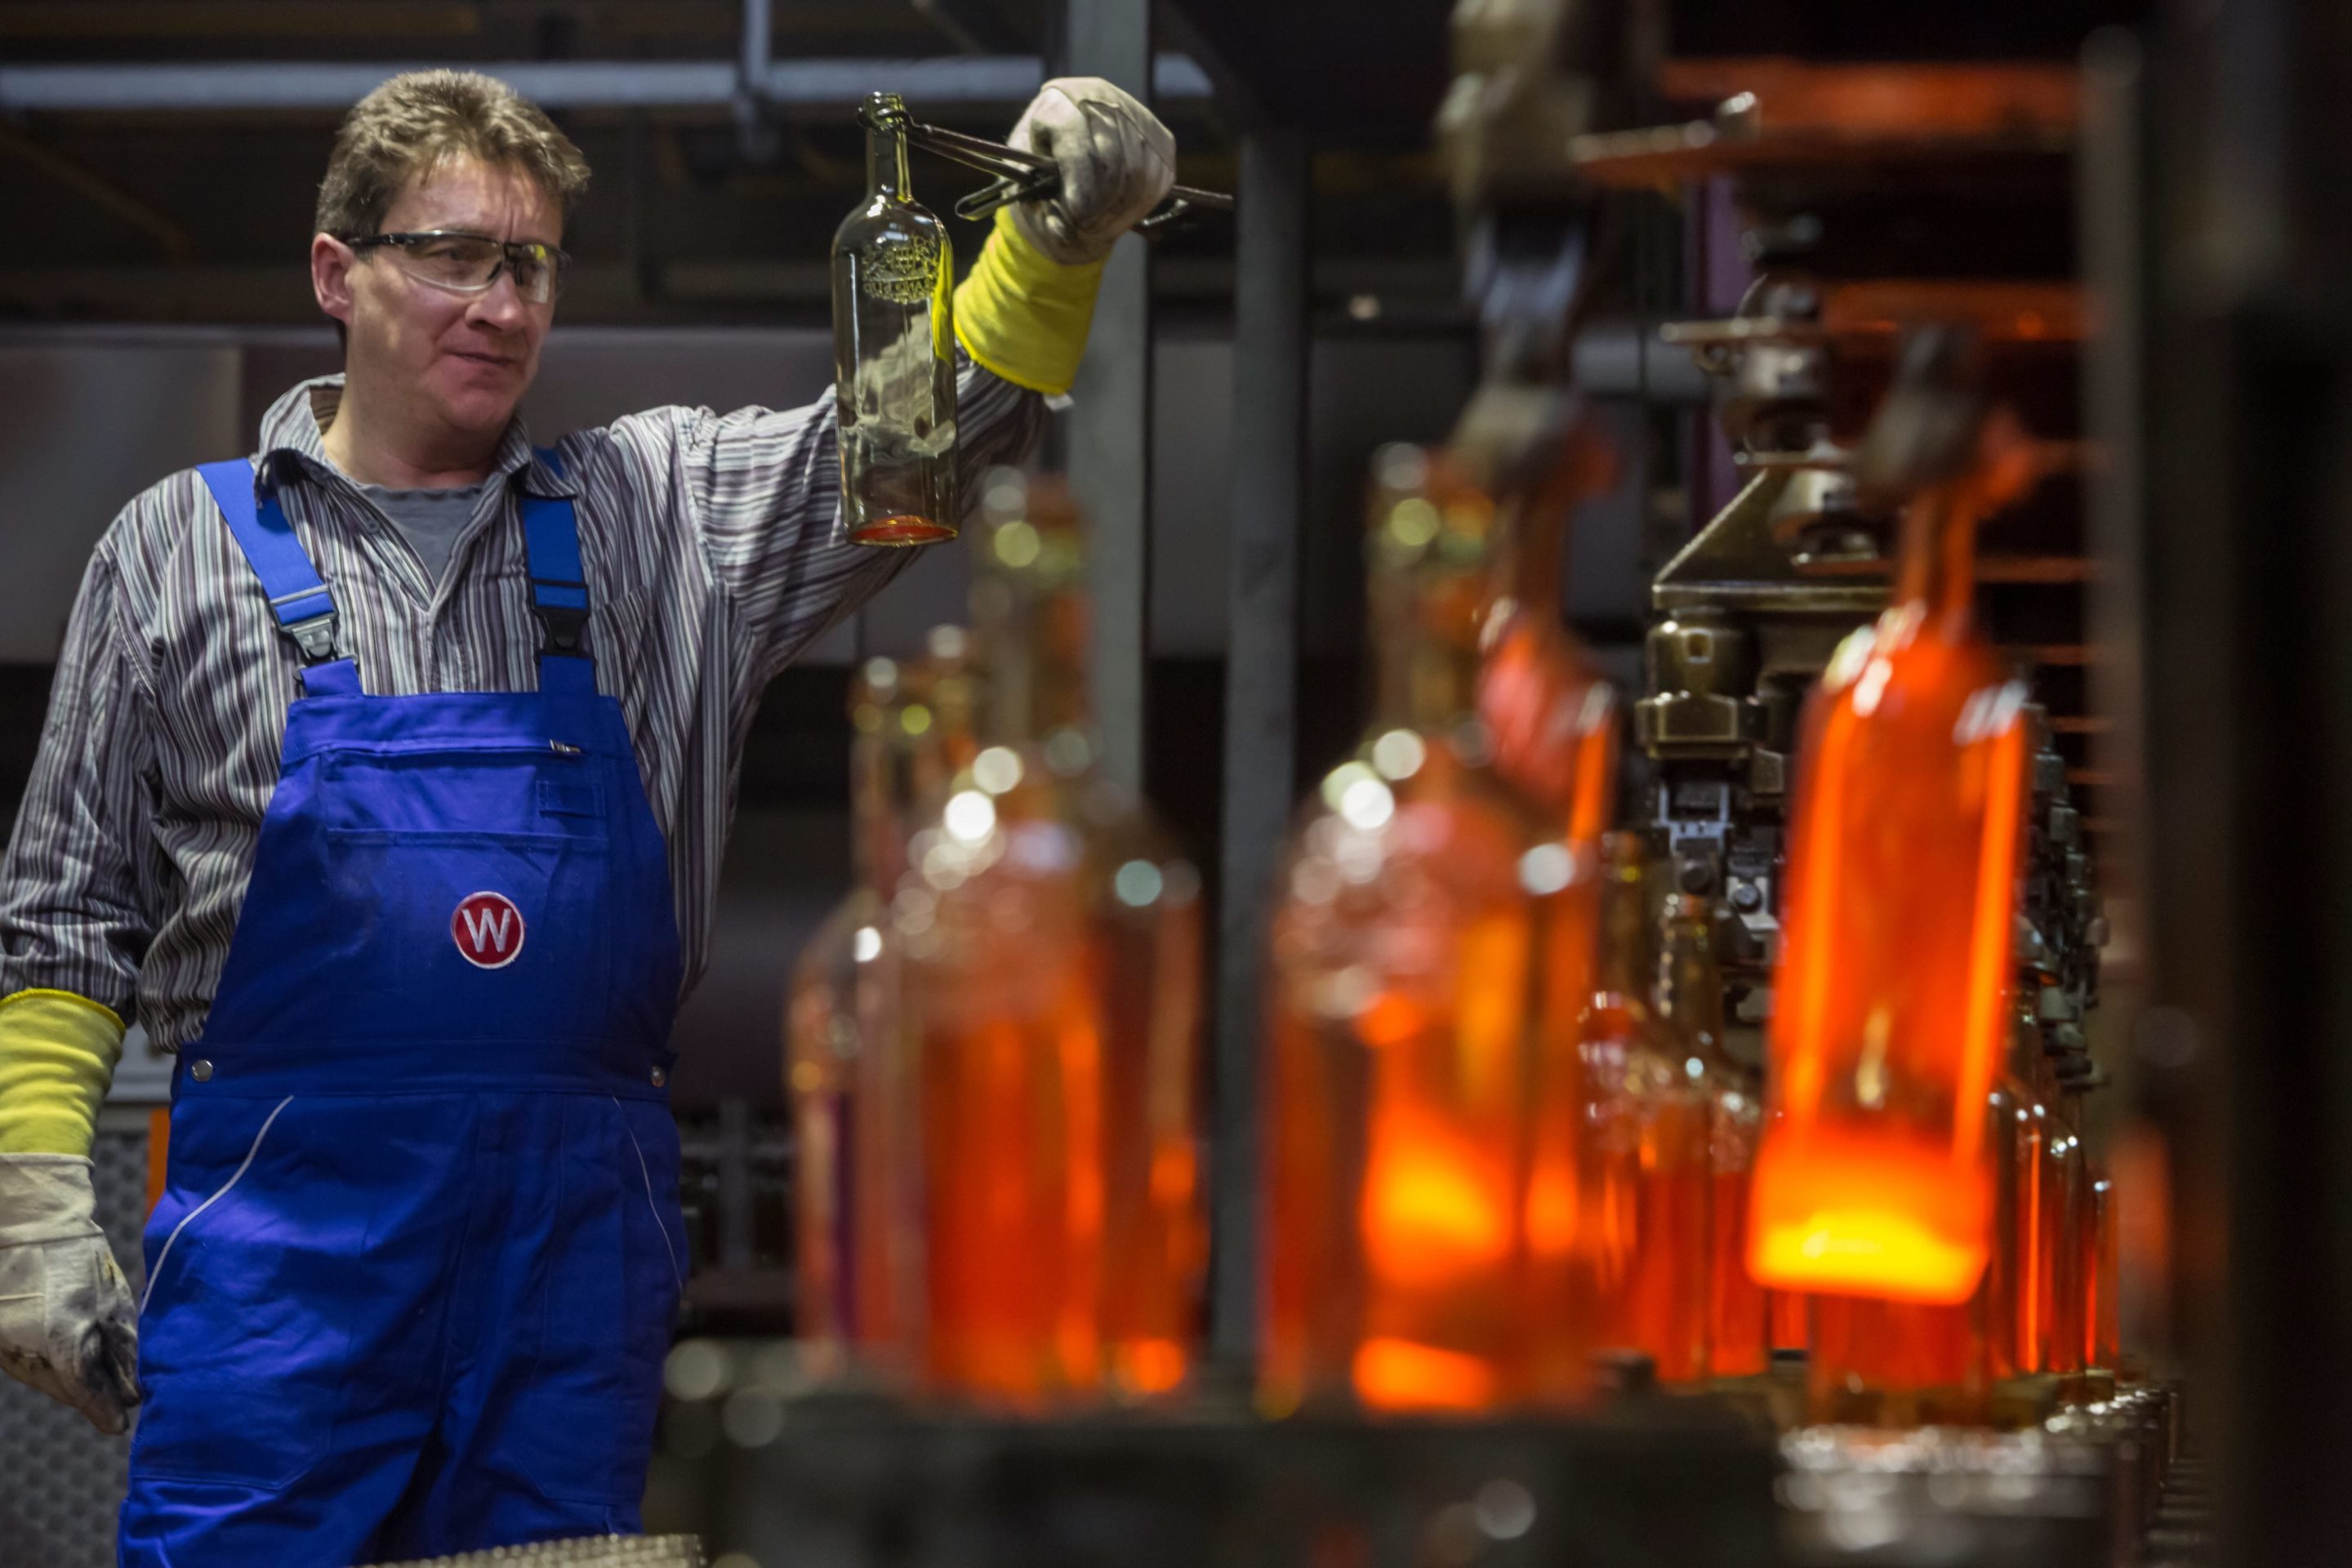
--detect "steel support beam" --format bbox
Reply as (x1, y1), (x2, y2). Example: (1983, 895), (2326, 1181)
(740, 0), (773, 88)
(0, 56), (1212, 114)
(2130, 2), (2352, 1558)
(1061, 0), (1155, 792)
(1210, 122), (1309, 1368)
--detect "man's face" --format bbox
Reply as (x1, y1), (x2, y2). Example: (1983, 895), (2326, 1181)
(314, 154), (559, 443)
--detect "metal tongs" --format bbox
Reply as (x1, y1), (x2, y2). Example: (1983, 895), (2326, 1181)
(863, 95), (1234, 234)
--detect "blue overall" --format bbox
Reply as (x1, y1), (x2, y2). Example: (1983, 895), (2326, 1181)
(118, 457), (687, 1566)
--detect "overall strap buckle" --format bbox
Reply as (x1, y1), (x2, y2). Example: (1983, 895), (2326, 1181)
(284, 612), (344, 664)
(265, 589), (343, 664)
(532, 594), (589, 657)
(520, 448), (592, 665)
(201, 458), (355, 676)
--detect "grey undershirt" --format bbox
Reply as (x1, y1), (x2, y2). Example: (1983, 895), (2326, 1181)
(355, 480), (488, 590)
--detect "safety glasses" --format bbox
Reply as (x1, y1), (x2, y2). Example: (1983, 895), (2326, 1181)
(345, 230), (570, 305)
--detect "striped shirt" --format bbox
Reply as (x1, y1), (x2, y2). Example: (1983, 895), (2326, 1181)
(0, 363), (1043, 1054)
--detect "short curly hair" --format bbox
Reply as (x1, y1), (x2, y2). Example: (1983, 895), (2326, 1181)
(316, 69), (590, 239)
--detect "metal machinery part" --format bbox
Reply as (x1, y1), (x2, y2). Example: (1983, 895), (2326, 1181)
(674, 1102), (795, 1334)
(1579, 62), (2107, 1073)
(661, 1374), (1778, 1568)
(1781, 1388), (2176, 1568)
(1442, 0), (2112, 1066)
(364, 1537), (705, 1567)
(1438, 2), (2149, 1565)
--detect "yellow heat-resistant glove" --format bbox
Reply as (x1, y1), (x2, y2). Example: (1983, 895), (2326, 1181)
(953, 206), (1108, 399)
(0, 990), (126, 1158)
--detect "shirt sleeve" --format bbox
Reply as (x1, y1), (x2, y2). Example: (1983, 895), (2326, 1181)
(0, 541), (157, 1019)
(606, 356), (1045, 690)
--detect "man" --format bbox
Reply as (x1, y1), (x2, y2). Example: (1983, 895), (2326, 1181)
(0, 69), (1174, 1563)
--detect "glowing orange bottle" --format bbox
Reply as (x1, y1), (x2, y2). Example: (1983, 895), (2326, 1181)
(2007, 1000), (2054, 1374)
(1476, 418), (1619, 853)
(898, 473), (1205, 1408)
(1749, 434), (2033, 1304)
(1982, 1012), (2040, 1383)
(1809, 1290), (1988, 1427)
(788, 642), (978, 1373)
(1659, 894), (1765, 1379)
(2085, 1170), (2118, 1378)
(1582, 840), (1711, 1385)
(2039, 1077), (2088, 1388)
(1263, 445), (1588, 1415)
(1468, 425), (1621, 1406)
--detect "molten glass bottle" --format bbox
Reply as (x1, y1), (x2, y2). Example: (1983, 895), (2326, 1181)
(1659, 894), (1765, 1380)
(2007, 1000), (2054, 1375)
(1768, 1290), (1811, 1356)
(1475, 418), (1620, 853)
(1580, 839), (1711, 1386)
(1982, 1010), (2040, 1383)
(2085, 1170), (2118, 1379)
(898, 472), (1203, 1408)
(1807, 993), (2029, 1423)
(1808, 1291), (1989, 1427)
(1750, 439), (2034, 1304)
(2040, 1076), (2088, 1388)
(1464, 425), (1621, 1407)
(1263, 445), (1587, 1415)
(833, 91), (958, 546)
(786, 648), (971, 1370)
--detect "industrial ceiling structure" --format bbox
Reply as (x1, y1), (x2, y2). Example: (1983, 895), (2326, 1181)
(0, 0), (1456, 327)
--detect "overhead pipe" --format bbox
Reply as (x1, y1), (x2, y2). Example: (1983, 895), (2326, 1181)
(736, 0), (779, 160)
(0, 56), (1214, 114)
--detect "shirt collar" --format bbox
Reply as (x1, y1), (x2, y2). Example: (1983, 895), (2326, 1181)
(255, 375), (580, 499)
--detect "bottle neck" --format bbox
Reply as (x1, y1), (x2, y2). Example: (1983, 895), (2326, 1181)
(850, 679), (970, 886)
(850, 730), (910, 888)
(866, 125), (911, 201)
(1893, 479), (1982, 630)
(978, 581), (1093, 744)
(1592, 845), (1655, 1012)
(1496, 494), (1566, 621)
(1657, 904), (1735, 1072)
(1370, 567), (1486, 734)
(2007, 1026), (2042, 1088)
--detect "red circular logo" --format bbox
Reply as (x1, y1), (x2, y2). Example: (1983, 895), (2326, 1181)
(451, 891), (527, 969)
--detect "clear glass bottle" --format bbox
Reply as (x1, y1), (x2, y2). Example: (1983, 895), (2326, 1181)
(1659, 894), (1765, 1380)
(1581, 838), (1711, 1386)
(1263, 445), (1581, 1415)
(1750, 436), (2034, 1304)
(786, 648), (971, 1374)
(833, 91), (958, 546)
(898, 471), (1204, 1409)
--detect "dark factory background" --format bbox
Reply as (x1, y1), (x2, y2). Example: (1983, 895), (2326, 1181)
(47, 2), (2352, 1565)
(0, 0), (1694, 1116)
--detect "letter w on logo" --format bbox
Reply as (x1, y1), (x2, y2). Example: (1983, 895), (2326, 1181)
(460, 906), (514, 956)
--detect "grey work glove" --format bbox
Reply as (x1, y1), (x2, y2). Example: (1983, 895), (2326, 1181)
(1006, 77), (1178, 267)
(0, 1154), (140, 1434)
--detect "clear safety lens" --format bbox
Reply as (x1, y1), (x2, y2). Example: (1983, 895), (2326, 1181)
(363, 232), (567, 305)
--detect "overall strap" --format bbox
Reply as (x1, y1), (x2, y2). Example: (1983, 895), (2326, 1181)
(196, 460), (361, 698)
(520, 446), (595, 698)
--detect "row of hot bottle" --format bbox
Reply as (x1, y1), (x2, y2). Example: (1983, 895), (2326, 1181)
(786, 428), (2124, 1426)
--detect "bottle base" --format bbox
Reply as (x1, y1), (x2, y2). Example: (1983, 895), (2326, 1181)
(851, 515), (959, 546)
